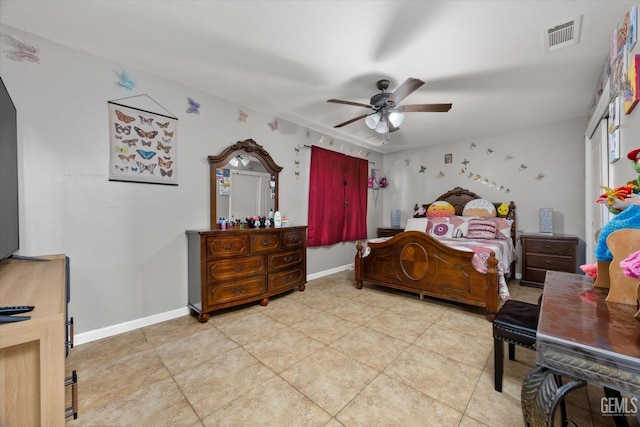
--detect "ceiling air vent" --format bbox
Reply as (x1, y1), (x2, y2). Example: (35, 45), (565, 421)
(544, 15), (582, 53)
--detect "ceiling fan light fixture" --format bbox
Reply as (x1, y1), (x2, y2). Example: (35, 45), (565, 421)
(375, 120), (389, 134)
(365, 113), (380, 129)
(388, 111), (404, 127)
(229, 157), (239, 167)
(240, 156), (250, 167)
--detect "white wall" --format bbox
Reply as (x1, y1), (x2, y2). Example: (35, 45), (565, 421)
(0, 25), (383, 336)
(380, 118), (588, 272)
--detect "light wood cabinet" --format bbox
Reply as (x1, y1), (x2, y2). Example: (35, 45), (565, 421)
(0, 254), (69, 426)
(187, 227), (307, 322)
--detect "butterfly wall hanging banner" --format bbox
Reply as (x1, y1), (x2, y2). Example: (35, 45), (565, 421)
(108, 100), (178, 185)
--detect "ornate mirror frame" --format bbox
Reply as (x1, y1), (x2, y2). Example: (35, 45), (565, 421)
(208, 139), (283, 228)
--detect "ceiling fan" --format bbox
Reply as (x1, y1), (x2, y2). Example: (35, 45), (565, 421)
(327, 77), (452, 134)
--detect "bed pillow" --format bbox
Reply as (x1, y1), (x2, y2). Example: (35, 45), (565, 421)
(427, 216), (470, 238)
(493, 217), (514, 240)
(426, 201), (455, 218)
(462, 199), (497, 217)
(404, 217), (429, 232)
(428, 221), (455, 238)
(467, 218), (497, 239)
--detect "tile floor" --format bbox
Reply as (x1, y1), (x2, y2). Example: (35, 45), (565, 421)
(65, 271), (638, 426)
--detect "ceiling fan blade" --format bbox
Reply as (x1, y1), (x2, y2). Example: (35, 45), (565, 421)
(387, 77), (425, 105)
(334, 113), (369, 128)
(327, 99), (372, 109)
(397, 103), (452, 112)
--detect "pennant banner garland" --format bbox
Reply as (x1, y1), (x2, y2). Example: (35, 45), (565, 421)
(108, 102), (178, 185)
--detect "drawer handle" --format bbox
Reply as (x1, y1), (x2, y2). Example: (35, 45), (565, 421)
(545, 245), (551, 249)
(285, 274), (293, 282)
(283, 256), (293, 262)
(221, 243), (235, 250)
(231, 287), (247, 294)
(545, 260), (551, 265)
(261, 239), (273, 246)
(290, 237), (301, 243)
(231, 264), (245, 272)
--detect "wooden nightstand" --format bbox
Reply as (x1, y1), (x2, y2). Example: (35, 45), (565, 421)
(520, 233), (578, 288)
(377, 227), (403, 238)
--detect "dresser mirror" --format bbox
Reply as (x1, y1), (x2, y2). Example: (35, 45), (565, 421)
(208, 139), (282, 228)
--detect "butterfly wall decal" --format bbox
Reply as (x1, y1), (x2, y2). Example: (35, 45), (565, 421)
(114, 123), (131, 135)
(158, 158), (173, 168)
(156, 121), (170, 129)
(187, 97), (200, 114)
(114, 145), (128, 153)
(136, 149), (156, 160)
(237, 109), (248, 122)
(139, 115), (153, 125)
(160, 169), (173, 177)
(115, 135), (123, 140)
(118, 154), (135, 163)
(0, 33), (40, 63)
(161, 137), (171, 144)
(267, 120), (278, 131)
(122, 139), (138, 147)
(163, 130), (174, 137)
(419, 165), (426, 173)
(136, 161), (156, 175)
(114, 165), (129, 172)
(141, 140), (152, 147)
(115, 70), (135, 91)
(131, 167), (138, 172)
(115, 110), (136, 124)
(535, 172), (546, 180)
(436, 171), (445, 179)
(157, 141), (172, 154)
(134, 127), (158, 139)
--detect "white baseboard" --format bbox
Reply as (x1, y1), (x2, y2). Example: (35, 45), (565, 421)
(75, 264), (354, 346)
(74, 306), (190, 346)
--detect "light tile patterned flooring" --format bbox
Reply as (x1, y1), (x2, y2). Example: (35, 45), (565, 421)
(66, 271), (637, 426)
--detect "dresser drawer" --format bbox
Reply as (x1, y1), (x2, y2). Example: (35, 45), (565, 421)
(523, 268), (549, 284)
(250, 233), (281, 253)
(526, 254), (574, 271)
(269, 267), (305, 293)
(525, 239), (574, 256)
(206, 255), (265, 282)
(205, 235), (248, 259)
(207, 277), (266, 305)
(268, 249), (304, 272)
(281, 230), (305, 249)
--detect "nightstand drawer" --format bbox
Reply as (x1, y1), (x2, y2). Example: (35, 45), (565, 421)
(525, 239), (575, 256)
(526, 254), (574, 271)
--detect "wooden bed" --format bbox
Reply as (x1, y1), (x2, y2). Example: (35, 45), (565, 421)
(354, 187), (517, 317)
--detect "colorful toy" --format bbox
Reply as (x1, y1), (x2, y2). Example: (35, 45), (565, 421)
(496, 204), (509, 217)
(426, 201), (455, 218)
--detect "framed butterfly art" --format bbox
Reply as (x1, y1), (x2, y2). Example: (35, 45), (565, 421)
(108, 101), (178, 185)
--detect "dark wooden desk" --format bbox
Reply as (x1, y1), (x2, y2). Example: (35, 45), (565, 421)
(522, 271), (640, 426)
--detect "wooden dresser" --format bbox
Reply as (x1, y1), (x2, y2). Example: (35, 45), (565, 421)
(186, 226), (307, 322)
(520, 233), (578, 287)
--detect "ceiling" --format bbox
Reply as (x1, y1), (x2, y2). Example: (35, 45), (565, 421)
(0, 1), (630, 153)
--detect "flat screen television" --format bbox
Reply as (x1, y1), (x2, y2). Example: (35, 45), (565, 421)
(0, 76), (19, 262)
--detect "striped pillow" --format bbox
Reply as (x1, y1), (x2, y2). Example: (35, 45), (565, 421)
(467, 218), (497, 239)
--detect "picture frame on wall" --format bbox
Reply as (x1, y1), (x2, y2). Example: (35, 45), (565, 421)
(444, 153), (452, 164)
(608, 129), (620, 163)
(608, 96), (620, 132)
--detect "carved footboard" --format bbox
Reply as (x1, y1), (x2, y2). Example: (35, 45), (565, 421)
(354, 231), (499, 315)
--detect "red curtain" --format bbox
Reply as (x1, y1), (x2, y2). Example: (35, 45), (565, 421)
(308, 146), (368, 247)
(341, 154), (368, 242)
